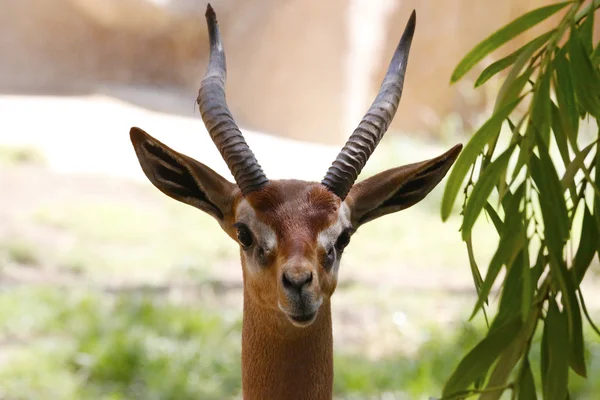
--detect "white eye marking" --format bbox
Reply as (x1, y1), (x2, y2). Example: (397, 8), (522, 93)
(317, 202), (351, 251)
(235, 199), (277, 272)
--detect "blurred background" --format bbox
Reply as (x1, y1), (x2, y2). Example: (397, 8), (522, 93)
(0, 0), (599, 398)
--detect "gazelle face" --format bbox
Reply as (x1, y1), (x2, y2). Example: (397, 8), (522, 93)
(130, 127), (460, 328)
(130, 5), (462, 329)
(235, 181), (350, 327)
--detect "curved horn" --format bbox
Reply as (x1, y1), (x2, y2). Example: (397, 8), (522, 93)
(197, 4), (268, 195)
(322, 11), (417, 200)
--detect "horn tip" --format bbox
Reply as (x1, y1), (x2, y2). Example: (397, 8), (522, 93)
(446, 143), (463, 161)
(129, 126), (145, 139)
(206, 3), (215, 19)
(405, 10), (417, 38)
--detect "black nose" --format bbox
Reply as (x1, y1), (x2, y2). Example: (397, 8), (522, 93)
(282, 269), (313, 292)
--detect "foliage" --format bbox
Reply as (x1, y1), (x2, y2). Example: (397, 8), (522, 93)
(441, 0), (600, 398)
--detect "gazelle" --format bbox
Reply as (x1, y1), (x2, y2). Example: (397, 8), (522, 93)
(130, 4), (461, 399)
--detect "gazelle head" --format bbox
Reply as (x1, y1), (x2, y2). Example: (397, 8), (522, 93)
(130, 5), (461, 328)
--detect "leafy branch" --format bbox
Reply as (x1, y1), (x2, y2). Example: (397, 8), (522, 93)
(441, 1), (600, 398)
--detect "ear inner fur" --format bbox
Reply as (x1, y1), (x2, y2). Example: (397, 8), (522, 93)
(130, 127), (237, 221)
(349, 144), (462, 226)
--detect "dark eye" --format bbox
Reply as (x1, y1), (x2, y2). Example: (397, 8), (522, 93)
(335, 229), (352, 253)
(235, 223), (254, 249)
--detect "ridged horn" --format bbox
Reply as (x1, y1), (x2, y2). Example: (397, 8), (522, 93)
(197, 4), (268, 196)
(322, 10), (417, 200)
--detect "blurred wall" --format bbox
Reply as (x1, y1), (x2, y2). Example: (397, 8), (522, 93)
(0, 0), (588, 144)
(376, 0), (571, 138)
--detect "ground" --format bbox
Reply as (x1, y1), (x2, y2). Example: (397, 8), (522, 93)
(1, 93), (599, 399)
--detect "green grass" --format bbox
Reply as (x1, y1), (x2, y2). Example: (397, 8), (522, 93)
(0, 144), (46, 165)
(31, 198), (236, 281)
(1, 238), (41, 266)
(0, 286), (597, 399)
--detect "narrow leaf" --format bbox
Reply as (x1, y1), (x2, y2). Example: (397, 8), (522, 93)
(484, 202), (503, 234)
(474, 29), (556, 87)
(551, 103), (575, 203)
(495, 57), (534, 110)
(544, 299), (570, 400)
(554, 49), (580, 144)
(529, 66), (552, 148)
(469, 185), (525, 319)
(579, 1), (595, 55)
(466, 238), (487, 314)
(442, 98), (522, 220)
(491, 248), (526, 331)
(517, 358), (537, 400)
(530, 152), (570, 251)
(550, 102), (574, 171)
(572, 204), (598, 286)
(561, 141), (596, 191)
(568, 292), (587, 378)
(451, 2), (570, 82)
(569, 29), (600, 120)
(521, 244), (533, 321)
(442, 317), (522, 397)
(591, 42), (600, 65)
(480, 281), (539, 400)
(462, 147), (514, 240)
(579, 288), (600, 337)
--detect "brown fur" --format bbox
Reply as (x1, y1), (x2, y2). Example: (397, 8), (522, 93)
(235, 181), (341, 399)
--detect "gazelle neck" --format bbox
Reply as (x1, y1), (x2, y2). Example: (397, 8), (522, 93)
(241, 289), (334, 400)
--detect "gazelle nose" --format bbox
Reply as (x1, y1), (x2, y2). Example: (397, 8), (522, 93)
(282, 268), (313, 292)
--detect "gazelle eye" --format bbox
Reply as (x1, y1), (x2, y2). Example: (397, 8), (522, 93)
(335, 229), (352, 252)
(235, 223), (254, 249)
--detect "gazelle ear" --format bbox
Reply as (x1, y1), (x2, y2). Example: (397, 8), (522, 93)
(347, 144), (462, 227)
(130, 127), (238, 221)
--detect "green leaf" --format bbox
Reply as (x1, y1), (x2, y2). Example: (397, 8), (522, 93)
(572, 204), (598, 286)
(543, 299), (570, 400)
(491, 248), (526, 331)
(569, 29), (600, 120)
(474, 30), (556, 88)
(568, 291), (587, 378)
(484, 203), (503, 234)
(521, 245), (533, 321)
(495, 56), (535, 110)
(462, 147), (514, 240)
(561, 141), (596, 192)
(451, 2), (570, 82)
(579, 1), (595, 55)
(442, 316), (522, 397)
(480, 272), (539, 400)
(517, 358), (537, 400)
(466, 238), (486, 307)
(529, 66), (553, 148)
(591, 42), (600, 66)
(469, 185), (525, 320)
(547, 254), (577, 346)
(574, 0), (600, 22)
(550, 102), (573, 168)
(541, 316), (549, 390)
(441, 97), (522, 220)
(530, 250), (545, 292)
(554, 49), (580, 144)
(579, 288), (600, 338)
(530, 152), (570, 251)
